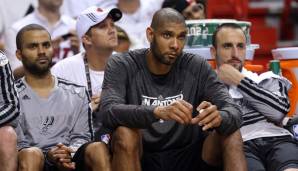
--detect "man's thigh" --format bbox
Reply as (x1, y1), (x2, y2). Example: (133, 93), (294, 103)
(243, 140), (266, 171)
(267, 136), (298, 171)
(243, 141), (265, 171)
(43, 152), (59, 171)
(72, 142), (94, 171)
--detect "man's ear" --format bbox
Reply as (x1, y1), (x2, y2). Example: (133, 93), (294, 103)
(210, 46), (218, 68)
(146, 27), (154, 44)
(210, 46), (216, 59)
(82, 34), (92, 46)
(15, 49), (22, 61)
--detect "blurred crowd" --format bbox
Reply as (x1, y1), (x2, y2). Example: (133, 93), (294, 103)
(0, 0), (206, 78)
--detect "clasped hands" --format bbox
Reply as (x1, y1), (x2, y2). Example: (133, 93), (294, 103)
(154, 100), (222, 131)
(47, 143), (76, 170)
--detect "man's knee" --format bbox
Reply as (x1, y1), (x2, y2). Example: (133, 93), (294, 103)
(18, 147), (44, 166)
(221, 129), (244, 149)
(284, 169), (298, 171)
(202, 129), (244, 165)
(85, 142), (110, 162)
(112, 126), (141, 155)
(0, 125), (17, 145)
(0, 125), (17, 154)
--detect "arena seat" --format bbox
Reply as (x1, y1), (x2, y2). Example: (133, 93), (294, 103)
(279, 60), (298, 116)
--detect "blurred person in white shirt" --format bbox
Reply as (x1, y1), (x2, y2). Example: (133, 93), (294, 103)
(4, 0), (80, 79)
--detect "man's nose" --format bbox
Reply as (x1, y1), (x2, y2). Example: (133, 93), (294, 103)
(231, 46), (239, 57)
(170, 38), (179, 50)
(38, 45), (46, 54)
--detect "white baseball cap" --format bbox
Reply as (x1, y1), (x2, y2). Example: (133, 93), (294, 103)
(76, 6), (122, 39)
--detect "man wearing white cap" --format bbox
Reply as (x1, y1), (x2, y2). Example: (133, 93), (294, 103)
(52, 7), (140, 171)
(52, 5), (121, 132)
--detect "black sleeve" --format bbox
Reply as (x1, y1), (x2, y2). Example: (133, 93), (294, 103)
(201, 62), (242, 135)
(100, 55), (158, 130)
(0, 52), (20, 126)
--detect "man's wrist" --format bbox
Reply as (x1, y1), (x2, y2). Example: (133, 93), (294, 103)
(234, 74), (245, 86)
(153, 106), (161, 119)
(46, 151), (56, 165)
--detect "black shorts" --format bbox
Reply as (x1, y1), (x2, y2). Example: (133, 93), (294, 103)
(44, 142), (92, 171)
(141, 136), (221, 171)
(244, 135), (298, 171)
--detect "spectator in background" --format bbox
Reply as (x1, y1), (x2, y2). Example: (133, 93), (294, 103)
(0, 0), (37, 51)
(213, 23), (298, 171)
(162, 0), (206, 20)
(115, 25), (131, 53)
(116, 0), (165, 49)
(61, 0), (117, 18)
(0, 51), (20, 171)
(15, 24), (111, 171)
(63, 0), (165, 49)
(4, 0), (80, 79)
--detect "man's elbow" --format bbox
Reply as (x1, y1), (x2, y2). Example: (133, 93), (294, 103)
(216, 111), (242, 135)
(101, 108), (118, 130)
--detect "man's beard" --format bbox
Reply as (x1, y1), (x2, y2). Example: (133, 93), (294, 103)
(150, 38), (172, 66)
(216, 55), (243, 72)
(22, 57), (51, 77)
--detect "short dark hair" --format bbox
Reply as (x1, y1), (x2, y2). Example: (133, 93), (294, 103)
(162, 0), (206, 13)
(16, 24), (50, 50)
(150, 8), (186, 30)
(212, 23), (246, 47)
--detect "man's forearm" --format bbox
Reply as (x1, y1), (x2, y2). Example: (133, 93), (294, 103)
(102, 104), (158, 129)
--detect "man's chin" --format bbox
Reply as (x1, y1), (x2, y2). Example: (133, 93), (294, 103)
(229, 63), (241, 71)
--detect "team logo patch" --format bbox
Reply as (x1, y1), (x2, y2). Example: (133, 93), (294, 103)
(0, 51), (8, 66)
(22, 95), (30, 100)
(293, 124), (298, 140)
(141, 94), (183, 106)
(142, 93), (184, 123)
(40, 116), (55, 135)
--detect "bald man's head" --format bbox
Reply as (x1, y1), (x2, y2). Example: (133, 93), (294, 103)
(151, 8), (186, 30)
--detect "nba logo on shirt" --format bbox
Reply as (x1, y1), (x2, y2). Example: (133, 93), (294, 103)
(101, 134), (110, 144)
(293, 124), (298, 140)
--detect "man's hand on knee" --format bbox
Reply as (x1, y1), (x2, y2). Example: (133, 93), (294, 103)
(153, 99), (193, 124)
(191, 101), (222, 131)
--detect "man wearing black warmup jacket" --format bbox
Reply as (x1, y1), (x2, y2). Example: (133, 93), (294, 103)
(100, 8), (247, 171)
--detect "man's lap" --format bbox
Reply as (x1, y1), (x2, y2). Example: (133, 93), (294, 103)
(244, 135), (298, 171)
(141, 132), (221, 171)
(43, 142), (92, 171)
(141, 137), (203, 171)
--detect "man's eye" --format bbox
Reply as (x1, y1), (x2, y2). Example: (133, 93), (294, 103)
(28, 44), (37, 49)
(223, 44), (231, 48)
(163, 33), (171, 39)
(44, 43), (51, 48)
(238, 44), (245, 49)
(178, 35), (186, 40)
